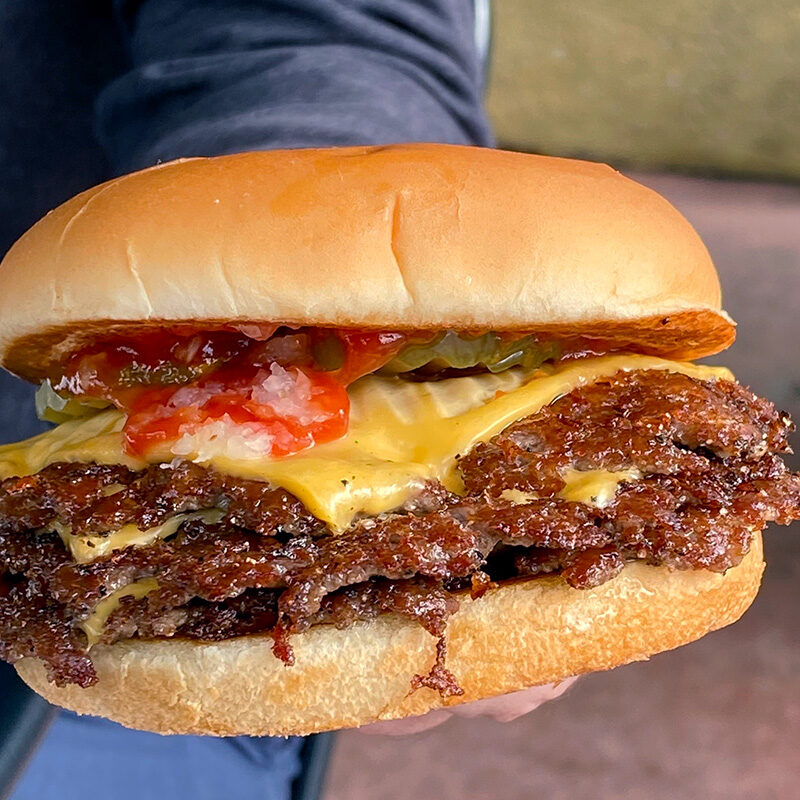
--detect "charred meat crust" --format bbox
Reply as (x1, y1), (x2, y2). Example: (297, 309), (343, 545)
(1, 370), (799, 687)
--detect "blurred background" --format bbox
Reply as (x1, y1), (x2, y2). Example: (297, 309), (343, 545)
(1, 1), (798, 798)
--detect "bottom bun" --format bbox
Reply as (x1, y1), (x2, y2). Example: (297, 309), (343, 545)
(17, 534), (764, 736)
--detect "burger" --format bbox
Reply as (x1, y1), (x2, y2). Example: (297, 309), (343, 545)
(0, 144), (797, 736)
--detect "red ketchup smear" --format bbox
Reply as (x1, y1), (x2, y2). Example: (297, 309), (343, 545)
(52, 328), (410, 460)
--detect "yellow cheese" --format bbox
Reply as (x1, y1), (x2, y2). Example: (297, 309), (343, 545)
(500, 468), (641, 508)
(499, 489), (541, 505)
(558, 468), (642, 508)
(0, 410), (144, 479)
(0, 355), (733, 530)
(54, 509), (224, 563)
(79, 578), (159, 646)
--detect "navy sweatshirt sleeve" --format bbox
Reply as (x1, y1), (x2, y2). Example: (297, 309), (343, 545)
(97, 0), (494, 174)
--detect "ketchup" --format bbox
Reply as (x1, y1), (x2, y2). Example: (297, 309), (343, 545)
(52, 327), (411, 460)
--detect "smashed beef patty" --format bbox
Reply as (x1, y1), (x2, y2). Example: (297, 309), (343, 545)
(1, 369), (799, 689)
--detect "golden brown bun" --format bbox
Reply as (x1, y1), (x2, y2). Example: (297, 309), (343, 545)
(0, 145), (733, 380)
(16, 534), (763, 736)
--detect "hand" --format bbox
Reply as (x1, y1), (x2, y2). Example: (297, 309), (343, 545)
(358, 677), (578, 735)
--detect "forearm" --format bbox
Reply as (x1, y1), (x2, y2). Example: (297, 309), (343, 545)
(98, 0), (493, 173)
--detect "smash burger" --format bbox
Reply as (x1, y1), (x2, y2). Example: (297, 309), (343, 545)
(0, 145), (797, 736)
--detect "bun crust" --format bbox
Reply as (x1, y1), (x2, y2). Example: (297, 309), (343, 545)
(0, 145), (733, 380)
(16, 534), (763, 736)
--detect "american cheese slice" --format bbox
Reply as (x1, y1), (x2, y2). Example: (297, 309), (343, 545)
(79, 578), (159, 646)
(500, 468), (642, 509)
(53, 509), (225, 563)
(558, 468), (642, 508)
(0, 355), (732, 530)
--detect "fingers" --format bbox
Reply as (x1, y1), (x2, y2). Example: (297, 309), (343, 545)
(448, 678), (578, 722)
(356, 677), (579, 735)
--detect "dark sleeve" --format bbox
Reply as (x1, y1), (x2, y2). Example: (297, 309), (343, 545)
(97, 0), (494, 174)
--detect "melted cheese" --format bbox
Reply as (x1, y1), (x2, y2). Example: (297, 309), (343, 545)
(558, 468), (642, 507)
(500, 468), (641, 509)
(80, 578), (159, 646)
(0, 410), (144, 479)
(54, 510), (224, 563)
(0, 355), (732, 530)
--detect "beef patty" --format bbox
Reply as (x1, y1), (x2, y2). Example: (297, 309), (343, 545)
(2, 369), (799, 690)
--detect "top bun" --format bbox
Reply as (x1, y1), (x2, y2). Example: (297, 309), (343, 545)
(0, 144), (733, 381)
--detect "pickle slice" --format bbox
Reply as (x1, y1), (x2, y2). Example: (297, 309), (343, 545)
(382, 332), (560, 375)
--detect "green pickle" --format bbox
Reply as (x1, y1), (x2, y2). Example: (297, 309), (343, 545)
(383, 331), (560, 375)
(311, 334), (345, 371)
(118, 361), (213, 387)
